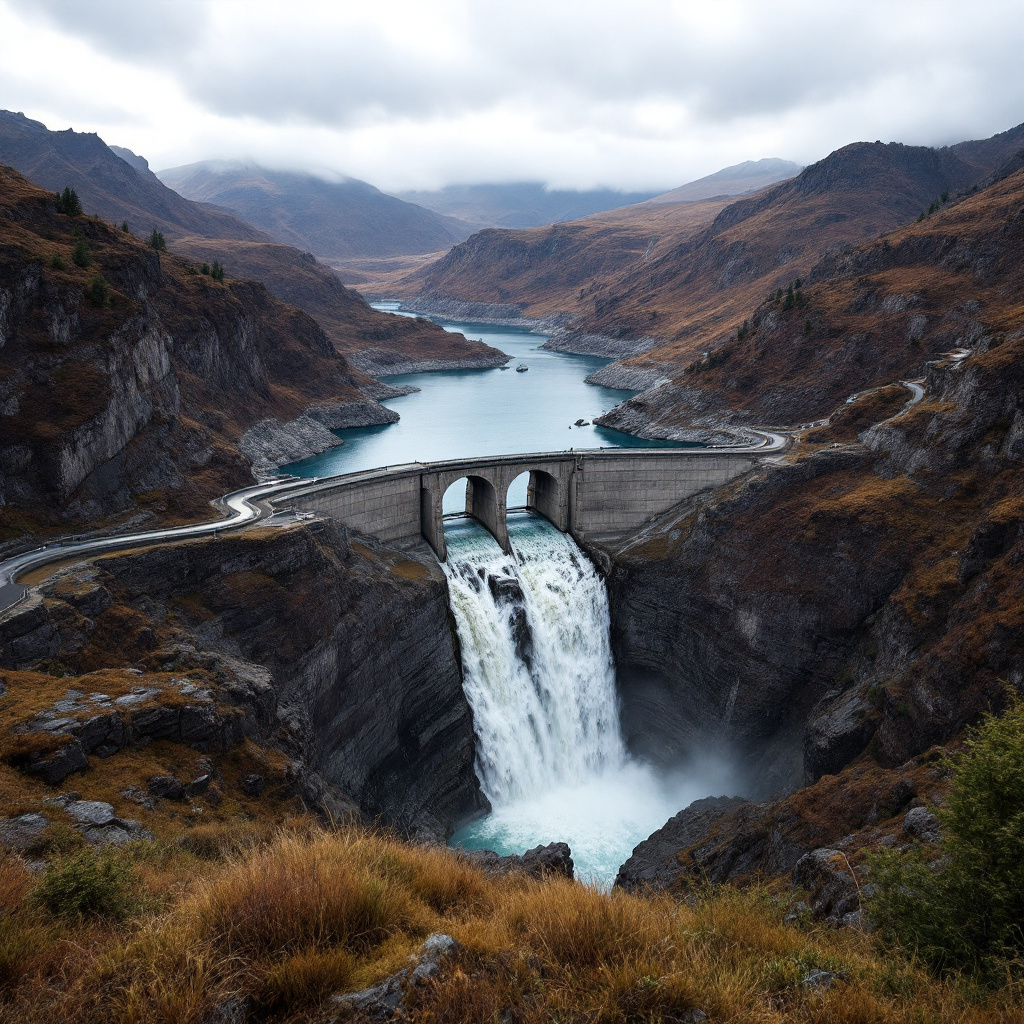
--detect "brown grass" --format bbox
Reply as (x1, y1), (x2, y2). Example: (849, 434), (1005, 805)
(0, 825), (1019, 1023)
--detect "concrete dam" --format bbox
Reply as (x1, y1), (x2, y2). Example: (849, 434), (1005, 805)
(276, 448), (765, 558)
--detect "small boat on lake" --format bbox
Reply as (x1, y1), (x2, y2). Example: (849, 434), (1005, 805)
(516, 364), (529, 372)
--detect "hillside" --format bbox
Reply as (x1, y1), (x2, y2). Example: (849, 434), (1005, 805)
(391, 124), (1024, 376)
(0, 111), (265, 243)
(598, 152), (1024, 438)
(164, 236), (507, 375)
(0, 167), (397, 539)
(385, 196), (735, 325)
(0, 112), (502, 374)
(158, 161), (474, 259)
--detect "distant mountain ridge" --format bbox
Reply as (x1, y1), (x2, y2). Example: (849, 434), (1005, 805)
(391, 122), (1024, 378)
(0, 110), (265, 242)
(158, 161), (475, 259)
(644, 158), (802, 205)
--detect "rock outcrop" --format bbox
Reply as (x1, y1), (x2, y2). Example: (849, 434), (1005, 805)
(0, 519), (486, 839)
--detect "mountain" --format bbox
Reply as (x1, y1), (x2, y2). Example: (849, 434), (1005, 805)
(574, 126), (1024, 374)
(395, 182), (663, 229)
(157, 161), (475, 259)
(597, 142), (1024, 438)
(391, 123), (1024, 376)
(0, 111), (502, 374)
(387, 196), (735, 323)
(0, 110), (265, 242)
(165, 235), (507, 376)
(643, 157), (801, 204)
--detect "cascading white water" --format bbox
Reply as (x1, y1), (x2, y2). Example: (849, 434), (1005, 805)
(441, 514), (625, 804)
(445, 512), (739, 885)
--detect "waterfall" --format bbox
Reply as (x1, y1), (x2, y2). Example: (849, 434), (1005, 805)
(441, 514), (626, 805)
(443, 511), (738, 884)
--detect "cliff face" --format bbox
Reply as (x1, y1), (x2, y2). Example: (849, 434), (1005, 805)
(600, 323), (1024, 885)
(0, 520), (485, 839)
(0, 167), (392, 539)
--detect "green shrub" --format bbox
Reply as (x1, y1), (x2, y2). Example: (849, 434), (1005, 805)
(50, 253), (66, 270)
(149, 228), (166, 251)
(868, 695), (1024, 982)
(85, 275), (109, 307)
(71, 238), (91, 268)
(32, 848), (140, 921)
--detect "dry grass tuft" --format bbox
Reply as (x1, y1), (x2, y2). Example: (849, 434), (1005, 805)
(0, 825), (1019, 1023)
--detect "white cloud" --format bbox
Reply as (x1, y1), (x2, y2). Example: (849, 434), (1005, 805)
(1, 0), (1023, 191)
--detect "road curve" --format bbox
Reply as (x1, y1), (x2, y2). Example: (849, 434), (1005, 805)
(0, 477), (317, 614)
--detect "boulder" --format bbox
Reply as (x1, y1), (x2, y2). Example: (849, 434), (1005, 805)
(615, 796), (748, 891)
(63, 800), (116, 827)
(791, 848), (861, 924)
(239, 773), (265, 798)
(463, 842), (574, 880)
(147, 775), (186, 800)
(903, 806), (941, 843)
(25, 736), (88, 784)
(0, 812), (48, 852)
(331, 933), (462, 1021)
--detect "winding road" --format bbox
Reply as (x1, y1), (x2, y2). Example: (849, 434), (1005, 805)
(0, 392), (909, 616)
(0, 477), (318, 613)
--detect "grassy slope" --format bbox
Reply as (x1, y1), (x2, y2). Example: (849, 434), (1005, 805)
(623, 161), (1024, 430)
(376, 198), (732, 317)
(166, 236), (504, 365)
(1, 824), (1019, 1023)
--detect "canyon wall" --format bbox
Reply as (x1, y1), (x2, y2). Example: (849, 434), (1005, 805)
(0, 521), (486, 839)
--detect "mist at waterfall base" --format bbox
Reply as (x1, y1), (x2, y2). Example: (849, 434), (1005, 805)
(444, 513), (742, 886)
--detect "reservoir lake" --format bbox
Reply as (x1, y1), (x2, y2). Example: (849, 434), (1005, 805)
(285, 304), (689, 509)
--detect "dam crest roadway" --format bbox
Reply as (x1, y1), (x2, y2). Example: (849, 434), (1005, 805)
(285, 444), (784, 561)
(0, 436), (787, 610)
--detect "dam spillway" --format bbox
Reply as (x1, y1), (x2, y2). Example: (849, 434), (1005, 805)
(443, 512), (734, 884)
(441, 513), (624, 803)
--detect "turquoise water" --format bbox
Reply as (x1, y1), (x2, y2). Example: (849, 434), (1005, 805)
(284, 306), (691, 508)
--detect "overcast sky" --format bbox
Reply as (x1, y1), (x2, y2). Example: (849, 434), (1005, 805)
(2, 0), (1023, 193)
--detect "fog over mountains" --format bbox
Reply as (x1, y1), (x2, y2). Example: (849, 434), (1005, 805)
(157, 161), (475, 259)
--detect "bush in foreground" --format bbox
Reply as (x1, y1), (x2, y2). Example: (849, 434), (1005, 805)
(869, 696), (1024, 984)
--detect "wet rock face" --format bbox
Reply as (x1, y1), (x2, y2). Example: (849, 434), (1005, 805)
(463, 842), (575, 881)
(603, 449), (895, 796)
(615, 797), (748, 891)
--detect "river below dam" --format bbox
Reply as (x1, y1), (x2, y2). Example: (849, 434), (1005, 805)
(287, 308), (719, 885)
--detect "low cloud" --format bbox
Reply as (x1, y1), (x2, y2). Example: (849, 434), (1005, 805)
(3, 0), (1023, 191)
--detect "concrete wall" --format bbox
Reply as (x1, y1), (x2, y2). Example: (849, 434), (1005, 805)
(278, 450), (761, 558)
(571, 453), (754, 538)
